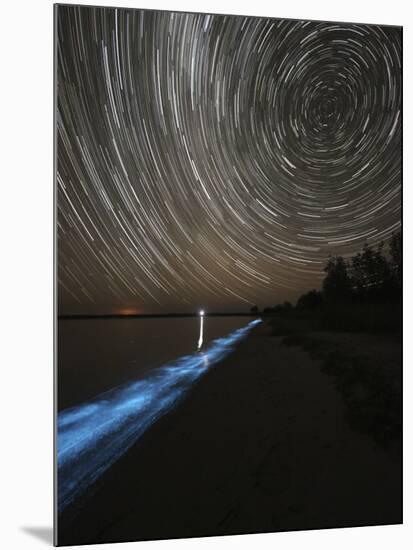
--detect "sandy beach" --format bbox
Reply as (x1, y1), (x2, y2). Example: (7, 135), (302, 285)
(58, 321), (401, 546)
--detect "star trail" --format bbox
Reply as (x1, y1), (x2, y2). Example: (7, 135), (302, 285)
(56, 5), (401, 314)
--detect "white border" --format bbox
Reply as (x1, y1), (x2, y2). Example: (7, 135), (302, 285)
(1, 1), (410, 549)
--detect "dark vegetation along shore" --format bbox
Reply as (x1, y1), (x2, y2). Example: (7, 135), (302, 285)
(264, 231), (402, 455)
(59, 233), (402, 545)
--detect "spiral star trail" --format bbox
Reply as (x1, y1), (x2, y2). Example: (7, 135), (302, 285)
(56, 5), (401, 314)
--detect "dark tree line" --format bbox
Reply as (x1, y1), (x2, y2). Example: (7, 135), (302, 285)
(321, 231), (401, 304)
(253, 231), (401, 315)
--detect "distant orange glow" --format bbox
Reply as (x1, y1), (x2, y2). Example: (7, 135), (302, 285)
(116, 308), (140, 316)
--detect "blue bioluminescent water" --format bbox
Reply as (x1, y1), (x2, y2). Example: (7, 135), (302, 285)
(58, 318), (261, 512)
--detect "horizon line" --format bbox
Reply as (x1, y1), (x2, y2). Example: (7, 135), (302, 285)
(58, 311), (261, 320)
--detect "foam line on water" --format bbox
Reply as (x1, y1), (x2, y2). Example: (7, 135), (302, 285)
(57, 318), (261, 512)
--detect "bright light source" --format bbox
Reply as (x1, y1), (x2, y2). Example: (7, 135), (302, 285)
(198, 310), (205, 350)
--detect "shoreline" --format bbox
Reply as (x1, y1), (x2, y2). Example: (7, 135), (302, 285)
(58, 321), (401, 546)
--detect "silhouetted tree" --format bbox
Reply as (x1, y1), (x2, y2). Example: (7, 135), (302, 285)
(262, 302), (293, 316)
(323, 256), (351, 301)
(296, 289), (323, 310)
(389, 231), (401, 289)
(350, 242), (393, 300)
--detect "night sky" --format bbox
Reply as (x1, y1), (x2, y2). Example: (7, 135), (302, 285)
(56, 5), (401, 315)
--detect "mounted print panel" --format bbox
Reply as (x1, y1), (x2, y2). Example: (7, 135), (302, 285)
(54, 3), (402, 546)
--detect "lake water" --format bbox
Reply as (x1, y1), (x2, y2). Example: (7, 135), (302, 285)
(57, 315), (260, 511)
(58, 316), (253, 411)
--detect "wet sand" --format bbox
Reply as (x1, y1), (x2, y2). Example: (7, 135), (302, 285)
(58, 322), (402, 546)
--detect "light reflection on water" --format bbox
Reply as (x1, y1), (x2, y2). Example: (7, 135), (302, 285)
(58, 315), (254, 411)
(58, 319), (261, 512)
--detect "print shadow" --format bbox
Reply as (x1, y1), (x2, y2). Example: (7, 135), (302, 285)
(21, 526), (53, 545)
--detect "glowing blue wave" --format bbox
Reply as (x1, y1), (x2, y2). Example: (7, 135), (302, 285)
(58, 319), (261, 512)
